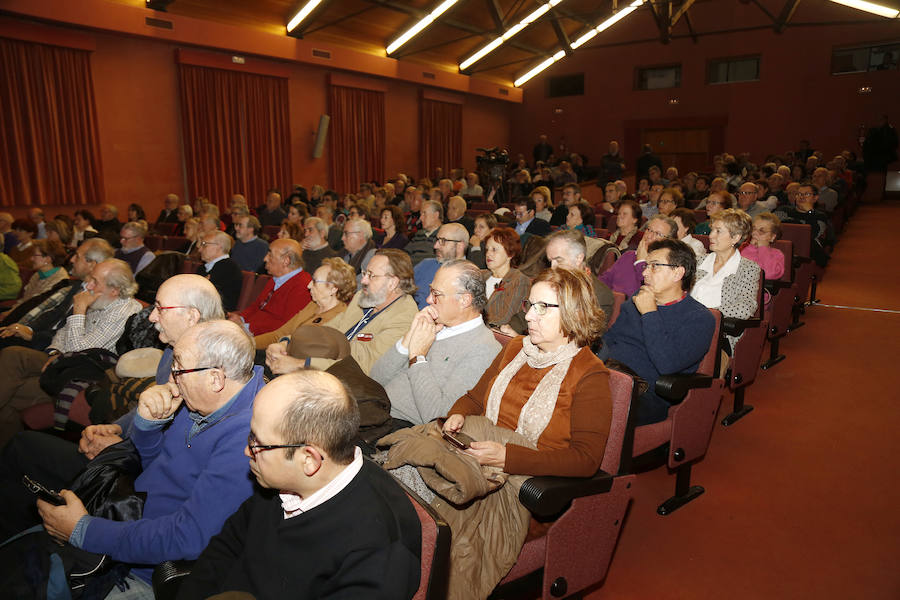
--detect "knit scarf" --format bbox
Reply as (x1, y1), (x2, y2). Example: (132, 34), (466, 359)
(485, 337), (580, 446)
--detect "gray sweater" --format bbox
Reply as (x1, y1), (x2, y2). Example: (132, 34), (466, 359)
(370, 322), (501, 425)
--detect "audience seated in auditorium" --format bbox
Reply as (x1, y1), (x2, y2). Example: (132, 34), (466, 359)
(156, 193), (180, 225)
(0, 257), (141, 444)
(373, 259), (501, 427)
(736, 182), (770, 218)
(277, 220), (304, 244)
(172, 203), (192, 237)
(301, 217), (340, 275)
(599, 140), (626, 185)
(640, 183), (663, 219)
(35, 320), (263, 596)
(177, 369), (420, 600)
(0, 251), (20, 302)
(694, 191), (732, 235)
(812, 167), (839, 213)
(446, 195), (475, 235)
(774, 182), (833, 267)
(5, 239), (67, 312)
(326, 249), (417, 374)
(95, 204), (123, 247)
(196, 230), (242, 312)
(0, 213), (16, 255)
(691, 209), (761, 351)
(562, 200), (597, 238)
(531, 186), (553, 222)
(513, 197), (552, 241)
(378, 205), (409, 250)
(467, 213), (495, 270)
(0, 273), (224, 539)
(657, 186), (684, 218)
(608, 199), (643, 252)
(742, 213), (785, 282)
(599, 239), (716, 425)
(231, 238), (312, 336)
(404, 199), (443, 266)
(483, 227), (530, 336)
(549, 183), (581, 227)
(460, 172), (484, 197)
(29, 208), (47, 240)
(259, 257), (356, 352)
(257, 189), (287, 228)
(341, 218), (376, 281)
(316, 196), (344, 251)
(384, 267), (608, 598)
(231, 215), (269, 273)
(545, 229), (615, 320)
(601, 215), (678, 297)
(670, 208), (707, 260)
(8, 219), (38, 273)
(115, 221), (154, 275)
(413, 223), (469, 309)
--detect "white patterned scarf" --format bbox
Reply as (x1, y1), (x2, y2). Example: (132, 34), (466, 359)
(484, 337), (580, 446)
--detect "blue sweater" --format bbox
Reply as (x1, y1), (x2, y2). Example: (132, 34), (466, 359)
(602, 295), (715, 402)
(232, 237), (269, 273)
(77, 366), (265, 583)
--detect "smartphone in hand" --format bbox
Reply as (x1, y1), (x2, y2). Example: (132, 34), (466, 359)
(442, 431), (475, 450)
(23, 475), (65, 505)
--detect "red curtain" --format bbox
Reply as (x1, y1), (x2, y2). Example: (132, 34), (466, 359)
(328, 85), (384, 194)
(178, 64), (291, 209)
(0, 37), (103, 207)
(419, 98), (462, 180)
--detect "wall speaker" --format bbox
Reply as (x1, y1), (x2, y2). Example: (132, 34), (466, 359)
(312, 114), (330, 159)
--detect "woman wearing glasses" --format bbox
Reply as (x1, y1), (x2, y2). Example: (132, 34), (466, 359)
(694, 190), (732, 235)
(442, 266), (610, 478)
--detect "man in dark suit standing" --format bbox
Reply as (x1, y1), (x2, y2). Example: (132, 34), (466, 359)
(197, 231), (243, 311)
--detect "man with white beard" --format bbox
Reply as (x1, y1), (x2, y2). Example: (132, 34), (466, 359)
(325, 249), (417, 374)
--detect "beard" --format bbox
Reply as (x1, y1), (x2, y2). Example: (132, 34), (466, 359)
(89, 295), (115, 310)
(358, 284), (389, 309)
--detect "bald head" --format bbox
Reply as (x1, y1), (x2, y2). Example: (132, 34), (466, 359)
(265, 238), (303, 277)
(434, 223), (468, 262)
(150, 274), (225, 344)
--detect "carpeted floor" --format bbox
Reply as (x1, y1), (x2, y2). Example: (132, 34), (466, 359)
(584, 200), (900, 599)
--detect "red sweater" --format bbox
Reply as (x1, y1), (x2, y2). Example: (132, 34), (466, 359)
(241, 270), (312, 335)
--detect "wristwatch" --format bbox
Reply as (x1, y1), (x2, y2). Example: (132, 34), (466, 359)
(408, 355), (427, 368)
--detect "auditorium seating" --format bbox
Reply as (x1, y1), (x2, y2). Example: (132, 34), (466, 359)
(720, 272), (768, 426)
(761, 239), (795, 370)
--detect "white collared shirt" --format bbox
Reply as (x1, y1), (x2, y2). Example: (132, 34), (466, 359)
(279, 446), (363, 519)
(394, 315), (484, 355)
(691, 250), (741, 309)
(203, 255), (228, 271)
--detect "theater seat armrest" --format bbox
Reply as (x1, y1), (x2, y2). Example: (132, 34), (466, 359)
(152, 560), (195, 600)
(519, 473), (614, 518)
(765, 280), (793, 293)
(792, 255), (812, 268)
(654, 374), (714, 402)
(721, 316), (762, 337)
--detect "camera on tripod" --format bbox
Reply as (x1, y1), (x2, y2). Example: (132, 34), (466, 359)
(475, 146), (510, 182)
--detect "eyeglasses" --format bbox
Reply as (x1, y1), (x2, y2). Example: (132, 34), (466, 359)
(429, 287), (459, 300)
(644, 228), (669, 238)
(247, 431), (311, 459)
(362, 270), (392, 280)
(435, 237), (463, 245)
(644, 262), (679, 271)
(153, 302), (189, 313)
(311, 279), (331, 284)
(658, 198), (676, 204)
(170, 365), (219, 382)
(797, 192), (815, 198)
(198, 241), (220, 247)
(522, 300), (560, 315)
(737, 191), (756, 196)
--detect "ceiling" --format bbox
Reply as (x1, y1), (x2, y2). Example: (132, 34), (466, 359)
(111, 0), (900, 85)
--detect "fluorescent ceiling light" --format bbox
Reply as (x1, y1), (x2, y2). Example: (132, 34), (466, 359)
(387, 0), (460, 56)
(829, 0), (899, 18)
(287, 0), (324, 33)
(459, 0), (565, 72)
(515, 0), (643, 87)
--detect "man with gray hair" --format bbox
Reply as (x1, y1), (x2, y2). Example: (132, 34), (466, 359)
(156, 193), (180, 225)
(177, 369), (420, 599)
(37, 320), (265, 597)
(302, 216), (339, 275)
(412, 222), (468, 308)
(0, 258), (142, 444)
(404, 199), (443, 266)
(197, 230), (242, 311)
(371, 258), (501, 426)
(115, 221), (155, 275)
(0, 274), (225, 539)
(341, 218), (376, 279)
(545, 229), (615, 320)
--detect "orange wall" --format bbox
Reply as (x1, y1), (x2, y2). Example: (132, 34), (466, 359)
(2, 18), (512, 218)
(508, 4), (900, 171)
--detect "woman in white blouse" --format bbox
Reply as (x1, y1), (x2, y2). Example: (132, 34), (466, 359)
(691, 209), (760, 351)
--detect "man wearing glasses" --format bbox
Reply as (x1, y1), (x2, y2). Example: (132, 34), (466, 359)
(340, 218), (376, 280)
(774, 182), (834, 267)
(372, 259), (500, 427)
(37, 320), (265, 598)
(177, 370), (421, 599)
(600, 215), (678, 297)
(412, 222), (469, 308)
(598, 239), (716, 425)
(197, 231), (242, 311)
(736, 182), (768, 218)
(326, 249), (417, 374)
(114, 221), (154, 275)
(513, 197), (551, 239)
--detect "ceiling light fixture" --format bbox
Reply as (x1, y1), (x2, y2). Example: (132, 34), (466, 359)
(459, 0), (564, 72)
(287, 0), (324, 33)
(386, 0), (461, 56)
(515, 0), (643, 87)
(828, 0), (899, 18)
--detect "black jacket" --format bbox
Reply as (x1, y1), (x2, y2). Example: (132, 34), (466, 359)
(198, 258), (243, 312)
